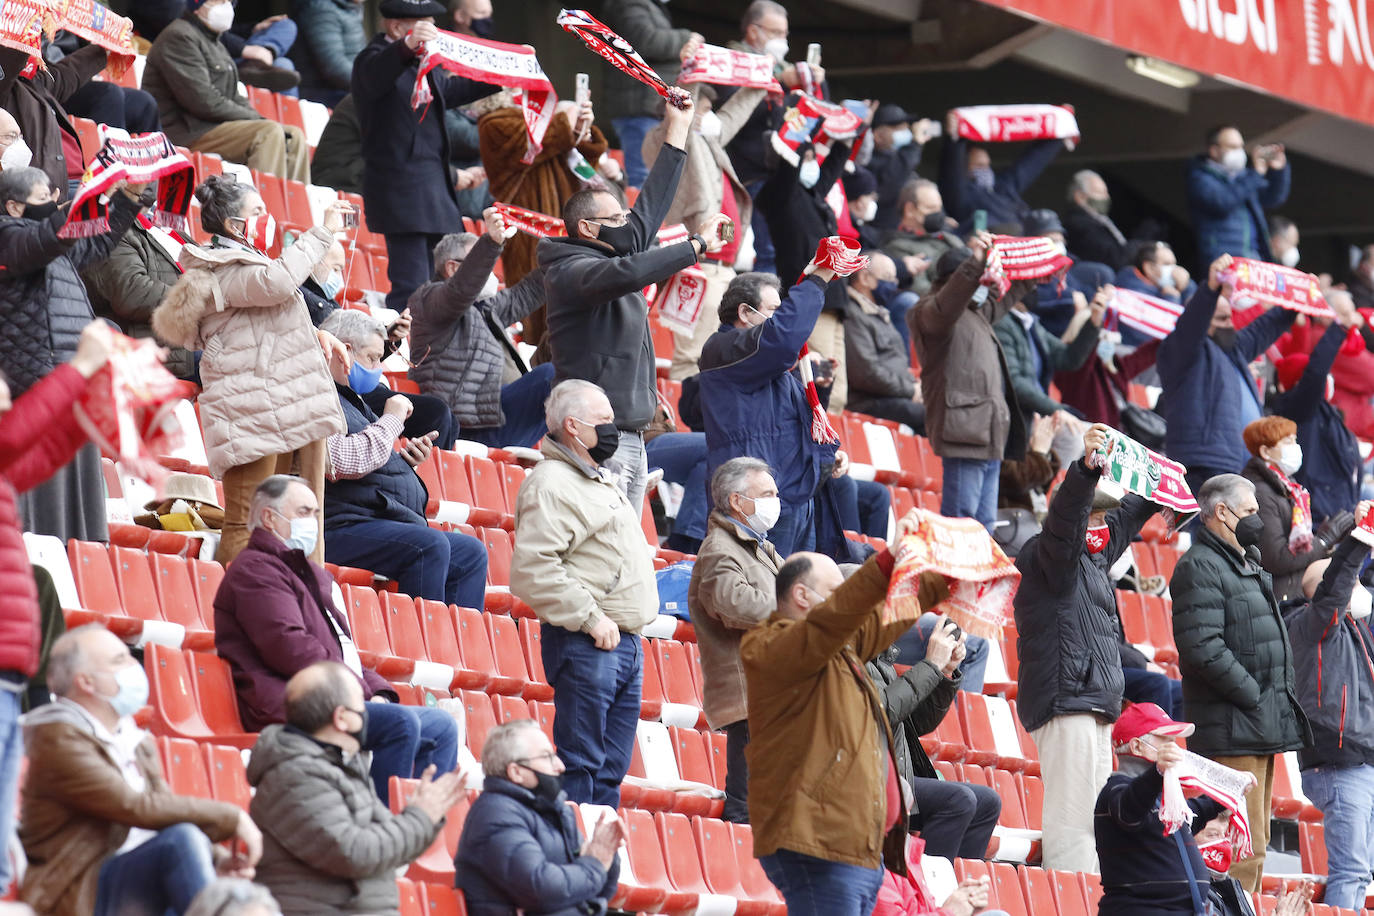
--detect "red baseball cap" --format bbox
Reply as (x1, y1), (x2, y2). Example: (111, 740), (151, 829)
(1112, 702), (1195, 749)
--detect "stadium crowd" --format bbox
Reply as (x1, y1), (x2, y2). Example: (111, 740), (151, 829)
(2, 0), (1374, 914)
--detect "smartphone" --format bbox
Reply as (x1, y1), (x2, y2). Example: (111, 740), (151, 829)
(717, 219), (734, 243)
(341, 208), (359, 229)
(806, 43), (822, 67)
(927, 121), (943, 138)
(972, 209), (988, 234)
(575, 72), (590, 107)
(942, 616), (963, 641)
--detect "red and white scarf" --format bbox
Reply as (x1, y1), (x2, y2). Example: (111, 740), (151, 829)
(980, 235), (1073, 298)
(1086, 426), (1199, 531)
(1269, 463), (1314, 554)
(53, 0), (136, 78)
(678, 43), (782, 96)
(1110, 287), (1184, 341)
(0, 0), (46, 65)
(771, 94), (865, 167)
(794, 237), (867, 445)
(1221, 257), (1334, 319)
(886, 509), (1021, 637)
(411, 29), (555, 166)
(952, 104), (1080, 144)
(493, 201), (565, 238)
(651, 224), (708, 335)
(61, 128), (195, 239)
(1159, 750), (1254, 860)
(557, 9), (688, 110)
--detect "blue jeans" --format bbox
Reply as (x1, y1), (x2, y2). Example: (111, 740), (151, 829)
(1122, 666), (1183, 719)
(909, 775), (1002, 859)
(831, 475), (891, 539)
(1301, 764), (1374, 908)
(324, 520), (488, 609)
(363, 702), (458, 802)
(610, 116), (657, 187)
(759, 848), (884, 916)
(893, 611), (989, 691)
(770, 498), (815, 557)
(540, 624), (642, 805)
(238, 20), (298, 96)
(94, 823), (216, 916)
(941, 456), (1001, 531)
(645, 432), (708, 543)
(745, 179), (775, 275)
(458, 362), (555, 449)
(0, 691), (20, 896)
(886, 290), (917, 354)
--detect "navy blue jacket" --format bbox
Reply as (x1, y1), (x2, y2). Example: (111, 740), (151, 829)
(698, 274), (837, 510)
(937, 136), (1062, 228)
(1271, 322), (1362, 524)
(1156, 283), (1295, 473)
(323, 384), (429, 531)
(1112, 266), (1195, 347)
(1186, 156), (1290, 268)
(455, 777), (617, 916)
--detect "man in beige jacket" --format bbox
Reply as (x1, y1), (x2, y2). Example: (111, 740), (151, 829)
(510, 379), (658, 806)
(687, 456), (783, 822)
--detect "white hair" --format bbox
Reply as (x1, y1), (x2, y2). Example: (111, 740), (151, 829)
(544, 379), (607, 435)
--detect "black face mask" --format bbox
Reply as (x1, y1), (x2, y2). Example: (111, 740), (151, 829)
(922, 210), (947, 234)
(1229, 512), (1264, 550)
(345, 704), (369, 746)
(22, 200), (58, 222)
(583, 421), (620, 464)
(591, 222), (637, 257)
(1210, 326), (1238, 350)
(469, 16), (493, 38)
(525, 768), (562, 802)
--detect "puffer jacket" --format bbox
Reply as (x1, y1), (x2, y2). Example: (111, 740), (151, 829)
(1241, 457), (1328, 606)
(687, 511), (783, 729)
(538, 143), (695, 432)
(866, 647), (960, 806)
(0, 190), (140, 394)
(153, 227), (344, 477)
(324, 384), (428, 531)
(455, 776), (618, 916)
(407, 235), (545, 432)
(0, 366), (89, 677)
(1014, 460), (1156, 732)
(1171, 525), (1311, 757)
(143, 13), (263, 146)
(598, 0), (691, 121)
(247, 724), (439, 915)
(1284, 536), (1374, 771)
(289, 0), (365, 97)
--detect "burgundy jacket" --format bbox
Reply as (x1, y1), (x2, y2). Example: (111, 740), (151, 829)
(0, 364), (89, 677)
(213, 526), (392, 730)
(1053, 338), (1162, 428)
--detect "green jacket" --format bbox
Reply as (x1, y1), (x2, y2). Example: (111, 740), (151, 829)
(144, 13), (262, 146)
(882, 228), (962, 297)
(993, 310), (1098, 421)
(310, 95), (363, 194)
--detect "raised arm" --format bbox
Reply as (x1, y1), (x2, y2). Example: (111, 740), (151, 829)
(705, 275), (827, 389)
(214, 227), (332, 307)
(1001, 139), (1063, 196)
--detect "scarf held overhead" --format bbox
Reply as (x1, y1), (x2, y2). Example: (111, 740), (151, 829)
(1086, 426), (1199, 530)
(980, 235), (1073, 299)
(678, 43), (782, 96)
(557, 8), (688, 109)
(0, 0), (45, 63)
(53, 0), (136, 77)
(1222, 257), (1334, 320)
(411, 29), (555, 166)
(1158, 750), (1255, 860)
(61, 128), (194, 239)
(952, 104), (1079, 144)
(493, 201), (565, 238)
(885, 509), (1021, 638)
(771, 94), (865, 168)
(1110, 287), (1183, 340)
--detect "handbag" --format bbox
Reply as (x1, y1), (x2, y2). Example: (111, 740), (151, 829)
(1111, 381), (1167, 450)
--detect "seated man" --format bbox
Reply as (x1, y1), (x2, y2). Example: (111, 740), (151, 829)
(317, 310), (488, 610)
(455, 720), (624, 914)
(0, 42), (109, 199)
(248, 662), (466, 916)
(408, 207), (554, 448)
(844, 252), (925, 434)
(213, 474), (459, 800)
(688, 457), (784, 822)
(19, 625), (261, 915)
(144, 0), (309, 181)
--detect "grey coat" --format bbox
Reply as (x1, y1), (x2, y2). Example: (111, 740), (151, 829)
(844, 287), (916, 404)
(598, 0), (692, 121)
(407, 235), (545, 431)
(246, 724), (440, 916)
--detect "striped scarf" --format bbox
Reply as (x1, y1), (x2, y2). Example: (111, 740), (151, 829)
(60, 129), (194, 239)
(1269, 463), (1314, 554)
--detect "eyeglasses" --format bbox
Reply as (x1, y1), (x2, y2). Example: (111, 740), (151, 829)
(586, 212), (629, 227)
(515, 750), (560, 767)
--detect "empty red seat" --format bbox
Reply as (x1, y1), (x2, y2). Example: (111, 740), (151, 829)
(145, 643), (219, 742)
(188, 650), (256, 748)
(415, 597), (490, 691)
(397, 876), (424, 916)
(1052, 869), (1092, 916)
(205, 742), (252, 810)
(728, 822), (786, 915)
(67, 540), (138, 635)
(492, 694), (532, 723)
(453, 606), (501, 684)
(990, 861), (1028, 915)
(466, 456), (513, 529)
(480, 527), (515, 614)
(343, 584), (414, 679)
(148, 553), (213, 649)
(460, 690), (498, 759)
(652, 639), (704, 728)
(1019, 865), (1057, 915)
(691, 815), (770, 915)
(158, 737), (213, 798)
(419, 882), (465, 916)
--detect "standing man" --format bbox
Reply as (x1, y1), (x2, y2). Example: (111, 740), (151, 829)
(509, 380), (659, 806)
(1170, 473), (1310, 892)
(351, 0), (497, 310)
(1014, 424), (1161, 871)
(1186, 126), (1290, 268)
(1062, 170), (1130, 270)
(742, 510), (947, 916)
(539, 90), (726, 511)
(687, 458), (784, 822)
(867, 104), (937, 232)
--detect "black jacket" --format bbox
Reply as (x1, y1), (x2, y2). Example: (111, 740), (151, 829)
(351, 35), (495, 235)
(310, 94), (362, 194)
(1095, 760), (1224, 916)
(1241, 456), (1328, 606)
(1285, 535), (1374, 770)
(868, 142), (924, 232)
(754, 140), (849, 296)
(322, 384), (429, 531)
(1063, 204), (1129, 270)
(1171, 526), (1311, 757)
(538, 143), (696, 432)
(455, 776), (618, 916)
(0, 191), (139, 395)
(1013, 460), (1156, 732)
(0, 45), (106, 202)
(866, 647), (959, 810)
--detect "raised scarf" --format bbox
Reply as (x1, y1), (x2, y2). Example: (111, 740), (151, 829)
(980, 234), (1073, 298)
(770, 94), (865, 167)
(1086, 426), (1199, 531)
(1158, 750), (1255, 861)
(61, 129), (194, 239)
(1110, 287), (1184, 340)
(952, 103), (1079, 144)
(678, 43), (782, 96)
(1221, 257), (1334, 319)
(556, 9), (688, 110)
(493, 201), (565, 238)
(795, 237), (867, 445)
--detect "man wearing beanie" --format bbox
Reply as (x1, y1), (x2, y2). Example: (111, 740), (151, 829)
(842, 167), (882, 249)
(144, 0), (310, 181)
(351, 0), (499, 311)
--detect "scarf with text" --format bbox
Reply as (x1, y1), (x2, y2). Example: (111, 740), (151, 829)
(53, 0), (136, 77)
(651, 224), (708, 335)
(980, 235), (1073, 298)
(0, 0), (45, 64)
(556, 9), (688, 110)
(771, 94), (865, 167)
(952, 104), (1080, 144)
(61, 129), (194, 239)
(885, 509), (1021, 637)
(493, 201), (565, 238)
(1159, 750), (1255, 860)
(411, 29), (555, 166)
(797, 237), (867, 444)
(1221, 257), (1334, 319)
(678, 43), (782, 96)
(1086, 426), (1198, 530)
(1110, 287), (1183, 340)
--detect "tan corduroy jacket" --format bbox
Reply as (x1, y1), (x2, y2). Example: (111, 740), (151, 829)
(687, 511), (782, 729)
(19, 702), (240, 916)
(741, 553), (948, 871)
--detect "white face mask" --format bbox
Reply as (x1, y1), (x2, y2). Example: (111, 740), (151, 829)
(763, 37), (788, 62)
(855, 198), (877, 223)
(1350, 585), (1372, 620)
(106, 664), (150, 718)
(1274, 442), (1303, 476)
(890, 128), (913, 149)
(1, 137), (31, 171)
(695, 110), (722, 140)
(1221, 147), (1247, 175)
(200, 1), (234, 32)
(798, 159), (821, 189)
(1280, 247), (1300, 268)
(743, 494), (781, 533)
(479, 273), (499, 299)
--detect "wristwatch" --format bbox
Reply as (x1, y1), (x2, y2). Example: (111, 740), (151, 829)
(688, 233), (707, 257)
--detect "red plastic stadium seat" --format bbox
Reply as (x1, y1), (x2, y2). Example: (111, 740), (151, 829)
(691, 816), (770, 915)
(148, 553), (213, 649)
(492, 694), (533, 723)
(205, 743), (252, 810)
(990, 862), (1028, 915)
(615, 808), (687, 913)
(415, 598), (490, 691)
(459, 689), (498, 759)
(1019, 865), (1057, 916)
(188, 650), (256, 747)
(486, 614), (551, 700)
(145, 644), (219, 742)
(157, 737), (213, 798)
(453, 606), (501, 684)
(466, 455), (513, 529)
(728, 822), (787, 915)
(397, 877), (424, 916)
(343, 584), (414, 679)
(1052, 869), (1092, 916)
(419, 882), (465, 916)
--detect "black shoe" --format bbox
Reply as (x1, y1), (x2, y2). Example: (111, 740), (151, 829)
(238, 59), (300, 92)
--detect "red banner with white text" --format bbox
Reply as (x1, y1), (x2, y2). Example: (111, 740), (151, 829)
(973, 0), (1374, 129)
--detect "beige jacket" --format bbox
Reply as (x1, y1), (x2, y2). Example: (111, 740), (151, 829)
(510, 439), (658, 635)
(152, 227), (344, 477)
(687, 511), (782, 729)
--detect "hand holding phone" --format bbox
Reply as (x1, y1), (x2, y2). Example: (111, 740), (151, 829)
(575, 72), (590, 107)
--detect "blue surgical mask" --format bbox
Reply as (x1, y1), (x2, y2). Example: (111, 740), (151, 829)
(107, 664), (149, 718)
(970, 166), (995, 190)
(1096, 336), (1117, 363)
(319, 269), (343, 300)
(799, 159), (821, 189)
(890, 128), (913, 149)
(348, 360), (383, 394)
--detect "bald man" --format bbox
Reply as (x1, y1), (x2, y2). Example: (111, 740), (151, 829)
(740, 512), (950, 916)
(19, 624), (260, 916)
(0, 109), (30, 170)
